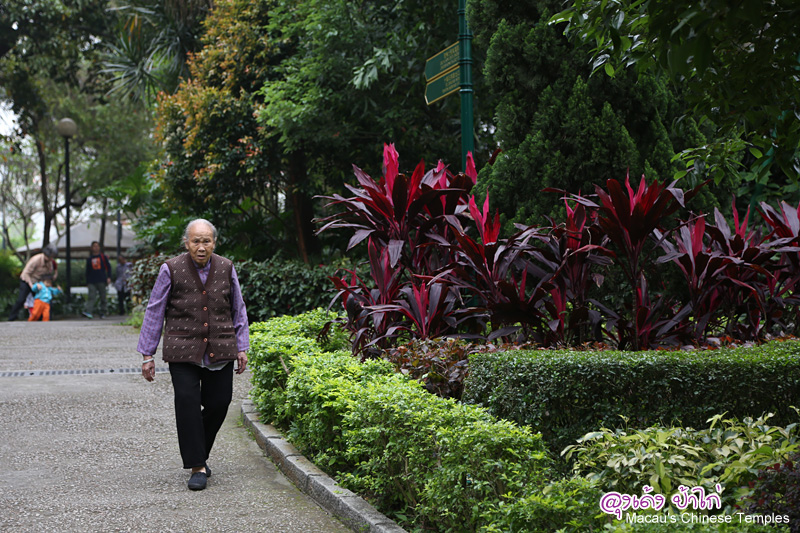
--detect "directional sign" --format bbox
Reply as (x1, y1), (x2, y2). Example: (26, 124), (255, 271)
(425, 66), (460, 105)
(425, 42), (459, 82)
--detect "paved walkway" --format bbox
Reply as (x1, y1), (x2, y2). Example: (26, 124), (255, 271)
(0, 319), (351, 533)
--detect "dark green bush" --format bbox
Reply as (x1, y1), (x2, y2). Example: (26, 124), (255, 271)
(463, 341), (800, 458)
(237, 258), (362, 323)
(128, 252), (169, 303)
(0, 250), (21, 292)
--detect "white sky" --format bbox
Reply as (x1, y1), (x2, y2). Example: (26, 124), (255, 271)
(0, 102), (16, 135)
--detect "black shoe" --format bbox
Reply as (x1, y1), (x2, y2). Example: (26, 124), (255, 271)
(188, 471), (207, 490)
(204, 464), (211, 477)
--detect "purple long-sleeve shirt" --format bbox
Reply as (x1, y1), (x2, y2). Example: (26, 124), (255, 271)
(137, 258), (249, 367)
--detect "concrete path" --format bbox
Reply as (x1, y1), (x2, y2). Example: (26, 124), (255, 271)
(0, 319), (351, 533)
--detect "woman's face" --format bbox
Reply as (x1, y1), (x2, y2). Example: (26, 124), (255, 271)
(185, 223), (216, 267)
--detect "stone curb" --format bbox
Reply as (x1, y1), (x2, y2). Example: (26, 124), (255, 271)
(241, 400), (407, 533)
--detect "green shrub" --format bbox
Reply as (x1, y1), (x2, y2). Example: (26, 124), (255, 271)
(565, 412), (799, 511)
(287, 356), (551, 532)
(480, 476), (607, 532)
(743, 452), (800, 532)
(463, 342), (800, 458)
(128, 252), (170, 303)
(237, 257), (362, 322)
(283, 352), (395, 470)
(0, 250), (21, 292)
(249, 310), (553, 533)
(249, 309), (348, 424)
(608, 520), (788, 532)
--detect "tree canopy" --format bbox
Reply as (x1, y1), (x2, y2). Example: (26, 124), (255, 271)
(154, 0), (495, 261)
(468, 0), (708, 230)
(550, 0), (800, 184)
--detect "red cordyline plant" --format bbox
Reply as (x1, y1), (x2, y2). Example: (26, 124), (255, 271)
(561, 173), (706, 350)
(435, 192), (554, 342)
(706, 201), (776, 339)
(656, 216), (739, 342)
(317, 144), (481, 356)
(316, 143), (476, 274)
(758, 200), (800, 335)
(532, 199), (614, 345)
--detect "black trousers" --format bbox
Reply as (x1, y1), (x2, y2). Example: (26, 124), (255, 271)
(117, 289), (130, 315)
(169, 361), (233, 469)
(7, 280), (32, 321)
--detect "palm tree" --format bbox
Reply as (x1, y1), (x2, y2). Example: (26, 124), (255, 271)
(102, 0), (213, 103)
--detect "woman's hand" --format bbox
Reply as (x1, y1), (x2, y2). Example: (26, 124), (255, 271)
(235, 351), (247, 375)
(142, 358), (156, 381)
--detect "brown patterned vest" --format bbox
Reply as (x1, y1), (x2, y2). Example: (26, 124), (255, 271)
(162, 253), (238, 364)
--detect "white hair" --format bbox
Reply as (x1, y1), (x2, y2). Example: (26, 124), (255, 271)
(182, 219), (218, 244)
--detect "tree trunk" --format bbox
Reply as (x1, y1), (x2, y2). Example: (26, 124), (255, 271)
(35, 138), (53, 246)
(287, 149), (319, 263)
(99, 197), (108, 252)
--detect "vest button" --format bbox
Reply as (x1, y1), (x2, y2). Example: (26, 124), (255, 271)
(203, 338), (208, 342)
(203, 306), (208, 311)
(204, 323), (208, 327)
(202, 291), (207, 295)
(209, 353), (215, 358)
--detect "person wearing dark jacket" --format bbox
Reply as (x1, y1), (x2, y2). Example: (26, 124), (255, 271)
(83, 241), (112, 319)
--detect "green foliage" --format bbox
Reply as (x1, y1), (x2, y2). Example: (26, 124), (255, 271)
(608, 521), (787, 532)
(236, 258), (346, 322)
(249, 309), (552, 533)
(480, 476), (607, 533)
(744, 452), (800, 531)
(103, 0), (212, 102)
(463, 341), (800, 458)
(127, 252), (172, 303)
(283, 351), (395, 471)
(564, 412), (799, 509)
(248, 309), (348, 424)
(340, 374), (551, 532)
(468, 0), (706, 231)
(0, 250), (21, 292)
(0, 250), (20, 318)
(550, 0), (800, 185)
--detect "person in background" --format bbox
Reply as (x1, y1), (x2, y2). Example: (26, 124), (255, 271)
(114, 254), (133, 315)
(7, 243), (58, 321)
(83, 241), (112, 319)
(28, 274), (63, 322)
(138, 219), (249, 491)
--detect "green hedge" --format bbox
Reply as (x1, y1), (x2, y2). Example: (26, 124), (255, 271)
(249, 308), (349, 424)
(249, 310), (553, 532)
(462, 342), (800, 457)
(129, 254), (360, 323)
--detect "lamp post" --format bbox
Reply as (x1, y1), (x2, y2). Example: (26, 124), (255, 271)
(56, 118), (77, 305)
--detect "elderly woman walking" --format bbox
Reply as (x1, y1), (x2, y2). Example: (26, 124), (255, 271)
(138, 219), (249, 491)
(7, 243), (59, 321)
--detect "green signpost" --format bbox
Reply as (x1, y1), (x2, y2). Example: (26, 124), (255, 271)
(424, 66), (460, 105)
(425, 42), (459, 82)
(424, 1), (474, 171)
